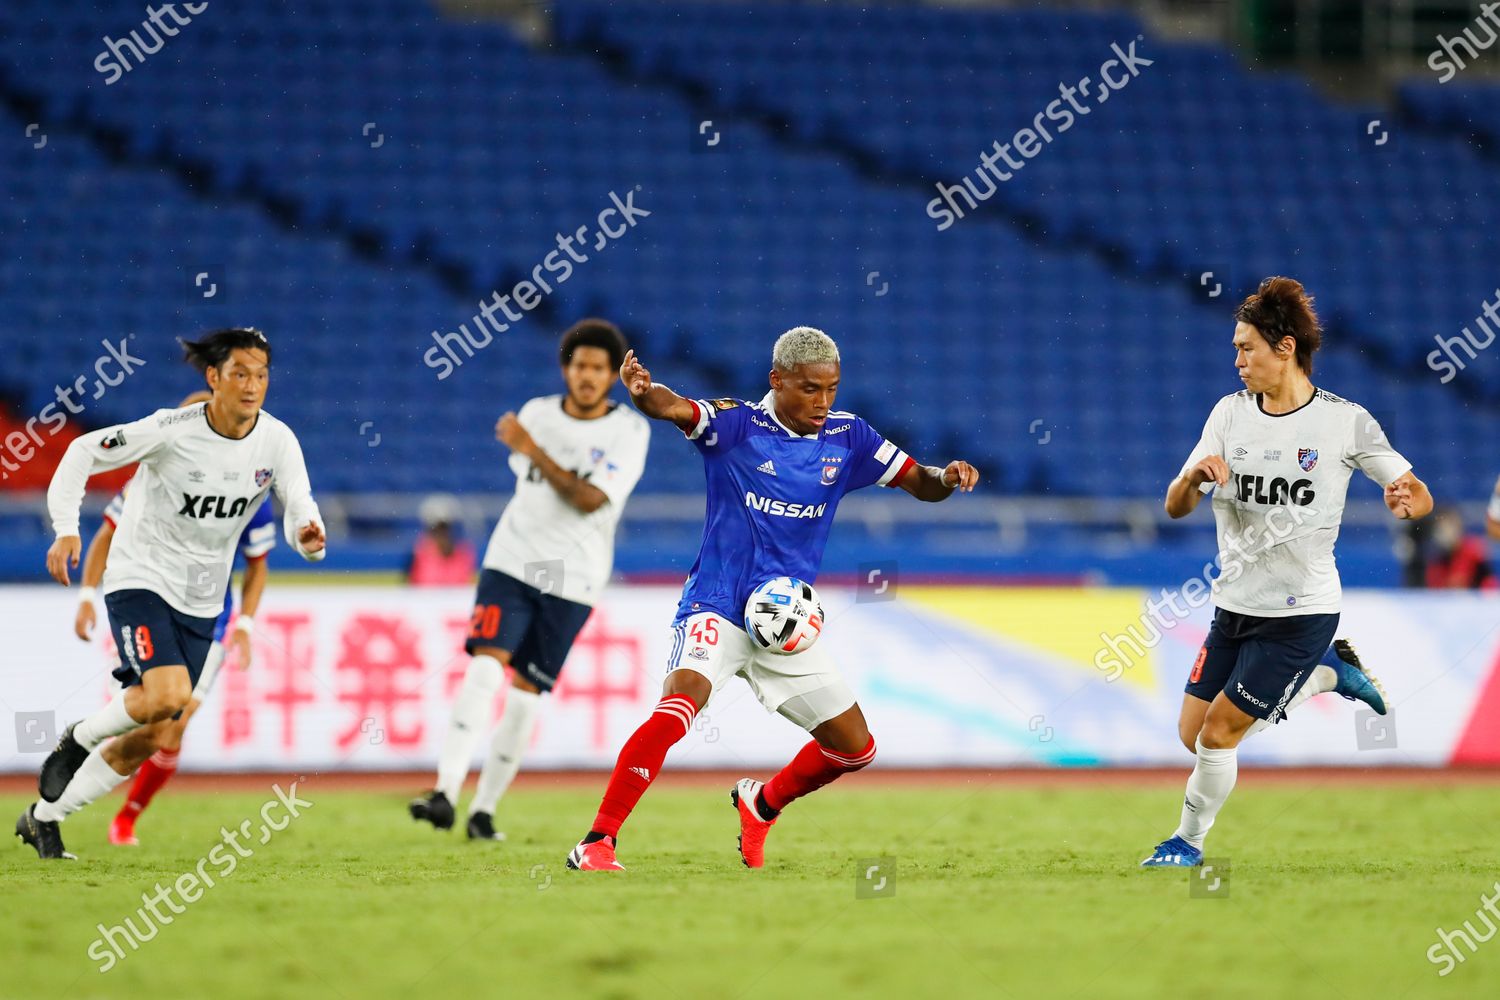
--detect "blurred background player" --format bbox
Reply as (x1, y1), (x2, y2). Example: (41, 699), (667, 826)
(409, 319), (649, 840)
(1422, 506), (1495, 590)
(17, 328), (325, 860)
(402, 493), (476, 586)
(566, 327), (979, 872)
(1141, 278), (1433, 869)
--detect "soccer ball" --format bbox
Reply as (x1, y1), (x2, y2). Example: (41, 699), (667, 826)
(744, 577), (824, 655)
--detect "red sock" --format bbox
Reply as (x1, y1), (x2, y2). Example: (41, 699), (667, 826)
(119, 749), (179, 819)
(590, 695), (697, 838)
(762, 736), (876, 813)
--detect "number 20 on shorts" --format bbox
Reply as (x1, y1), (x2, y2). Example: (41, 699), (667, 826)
(469, 604), (501, 640)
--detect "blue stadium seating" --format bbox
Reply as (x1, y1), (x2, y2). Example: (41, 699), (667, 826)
(0, 0), (1494, 516)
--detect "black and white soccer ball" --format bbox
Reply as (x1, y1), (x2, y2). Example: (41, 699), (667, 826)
(743, 577), (824, 655)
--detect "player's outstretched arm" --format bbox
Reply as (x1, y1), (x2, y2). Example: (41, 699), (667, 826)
(619, 349), (698, 432)
(1383, 471), (1434, 521)
(1165, 456), (1229, 519)
(895, 460), (979, 502)
(73, 519), (115, 640)
(272, 430), (326, 560)
(45, 414), (166, 585)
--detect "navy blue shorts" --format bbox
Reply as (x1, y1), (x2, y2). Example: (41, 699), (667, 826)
(1185, 608), (1339, 721)
(105, 589), (218, 689)
(465, 569), (593, 692)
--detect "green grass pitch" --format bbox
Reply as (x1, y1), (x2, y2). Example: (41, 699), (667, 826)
(4, 778), (1499, 999)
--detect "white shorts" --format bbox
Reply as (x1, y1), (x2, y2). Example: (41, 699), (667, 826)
(668, 611), (856, 731)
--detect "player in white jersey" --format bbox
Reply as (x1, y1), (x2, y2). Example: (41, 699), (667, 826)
(17, 329), (325, 860)
(1141, 278), (1432, 868)
(409, 319), (649, 840)
(65, 390), (277, 845)
(1488, 475), (1500, 540)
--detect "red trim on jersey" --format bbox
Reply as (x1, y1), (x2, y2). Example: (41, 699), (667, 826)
(102, 514), (118, 529)
(680, 398), (703, 437)
(243, 552), (268, 563)
(884, 454), (917, 488)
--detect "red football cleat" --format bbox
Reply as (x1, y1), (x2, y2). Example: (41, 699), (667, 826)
(108, 812), (139, 847)
(731, 778), (776, 868)
(566, 835), (625, 872)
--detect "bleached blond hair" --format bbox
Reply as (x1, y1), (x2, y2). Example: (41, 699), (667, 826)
(772, 326), (840, 371)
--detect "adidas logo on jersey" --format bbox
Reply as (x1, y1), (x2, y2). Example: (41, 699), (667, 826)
(757, 459), (777, 476)
(629, 766), (651, 780)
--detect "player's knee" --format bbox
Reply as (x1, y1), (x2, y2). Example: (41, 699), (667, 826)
(141, 679), (192, 722)
(662, 669), (710, 710)
(1198, 716), (1243, 750)
(464, 652), (505, 694)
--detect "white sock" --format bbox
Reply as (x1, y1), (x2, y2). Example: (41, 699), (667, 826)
(1244, 663), (1337, 738)
(435, 655), (503, 801)
(470, 687), (542, 817)
(72, 692), (143, 750)
(34, 748), (131, 823)
(1173, 736), (1239, 848)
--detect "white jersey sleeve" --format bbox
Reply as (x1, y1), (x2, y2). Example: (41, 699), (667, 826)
(590, 413), (650, 506)
(1346, 407), (1412, 487)
(1180, 396), (1232, 495)
(47, 410), (172, 538)
(270, 426), (326, 561)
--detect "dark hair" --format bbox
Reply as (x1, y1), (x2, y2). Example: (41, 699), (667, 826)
(180, 328), (272, 374)
(1235, 277), (1322, 374)
(559, 318), (627, 371)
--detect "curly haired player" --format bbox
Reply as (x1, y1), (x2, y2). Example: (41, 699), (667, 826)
(408, 319), (649, 841)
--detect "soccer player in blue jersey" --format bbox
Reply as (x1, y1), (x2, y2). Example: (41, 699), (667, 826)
(567, 327), (978, 872)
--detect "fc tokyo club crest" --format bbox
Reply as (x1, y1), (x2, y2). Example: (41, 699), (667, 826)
(1297, 448), (1318, 472)
(254, 468), (273, 488)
